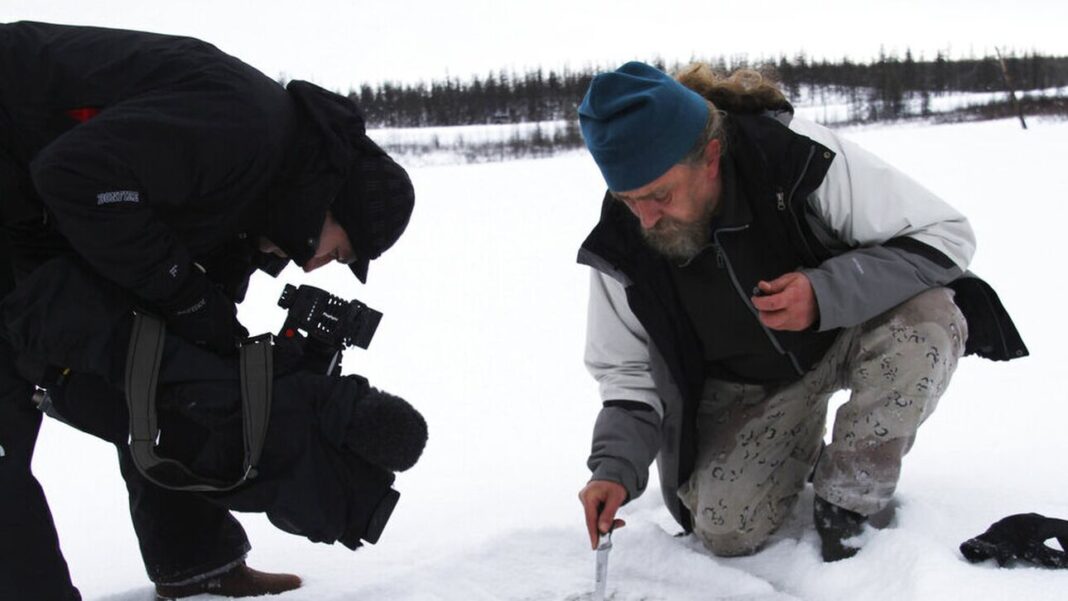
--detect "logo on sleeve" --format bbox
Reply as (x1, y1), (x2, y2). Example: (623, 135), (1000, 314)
(96, 191), (141, 205)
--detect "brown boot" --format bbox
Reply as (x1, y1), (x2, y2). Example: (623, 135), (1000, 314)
(155, 562), (302, 599)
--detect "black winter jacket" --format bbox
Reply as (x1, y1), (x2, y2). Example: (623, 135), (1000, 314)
(0, 21), (365, 302)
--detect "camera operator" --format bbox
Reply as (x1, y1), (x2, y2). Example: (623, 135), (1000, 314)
(0, 21), (414, 600)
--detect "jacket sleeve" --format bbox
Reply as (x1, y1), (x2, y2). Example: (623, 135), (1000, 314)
(28, 95), (270, 307)
(587, 403), (661, 501)
(788, 117), (976, 331)
(584, 268), (663, 501)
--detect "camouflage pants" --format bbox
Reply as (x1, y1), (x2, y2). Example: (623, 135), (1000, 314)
(677, 287), (968, 556)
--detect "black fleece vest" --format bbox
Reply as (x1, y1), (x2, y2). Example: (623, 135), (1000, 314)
(667, 146), (840, 384)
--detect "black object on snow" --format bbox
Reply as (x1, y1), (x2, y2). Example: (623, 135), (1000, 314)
(961, 513), (1068, 568)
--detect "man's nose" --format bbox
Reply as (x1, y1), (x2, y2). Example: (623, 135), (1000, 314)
(303, 254), (331, 273)
(634, 200), (663, 229)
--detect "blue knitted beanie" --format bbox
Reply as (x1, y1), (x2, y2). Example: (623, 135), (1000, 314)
(578, 62), (710, 192)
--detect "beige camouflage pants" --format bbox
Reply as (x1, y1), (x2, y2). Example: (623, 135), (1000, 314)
(677, 287), (968, 556)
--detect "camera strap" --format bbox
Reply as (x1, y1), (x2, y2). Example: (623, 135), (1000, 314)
(124, 312), (272, 492)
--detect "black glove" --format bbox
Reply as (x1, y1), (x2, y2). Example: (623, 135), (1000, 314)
(159, 269), (248, 355)
(961, 513), (1068, 568)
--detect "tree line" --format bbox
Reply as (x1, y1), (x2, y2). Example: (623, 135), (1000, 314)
(343, 50), (1068, 128)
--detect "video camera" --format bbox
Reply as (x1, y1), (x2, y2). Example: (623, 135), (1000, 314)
(275, 284), (383, 376)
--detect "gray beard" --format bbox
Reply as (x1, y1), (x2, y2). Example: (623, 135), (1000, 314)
(641, 209), (715, 262)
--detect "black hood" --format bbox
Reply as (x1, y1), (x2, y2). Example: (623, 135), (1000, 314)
(265, 80), (366, 266)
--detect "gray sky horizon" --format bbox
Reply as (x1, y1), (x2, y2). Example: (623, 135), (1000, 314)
(3, 1), (1066, 92)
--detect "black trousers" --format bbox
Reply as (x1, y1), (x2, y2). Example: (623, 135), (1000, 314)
(117, 445), (251, 585)
(0, 338), (80, 601)
(0, 175), (83, 597)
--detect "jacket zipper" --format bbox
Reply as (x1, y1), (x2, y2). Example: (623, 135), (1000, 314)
(712, 225), (805, 377)
(779, 146), (820, 263)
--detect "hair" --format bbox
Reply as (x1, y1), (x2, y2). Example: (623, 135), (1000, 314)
(676, 63), (790, 114)
(675, 64), (791, 165)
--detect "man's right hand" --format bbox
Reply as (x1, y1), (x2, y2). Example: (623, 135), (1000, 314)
(161, 271), (248, 355)
(579, 480), (628, 550)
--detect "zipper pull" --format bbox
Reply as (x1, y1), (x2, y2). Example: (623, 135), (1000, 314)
(715, 245), (726, 269)
(775, 190), (786, 211)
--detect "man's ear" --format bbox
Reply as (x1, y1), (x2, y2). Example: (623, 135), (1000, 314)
(704, 138), (722, 179)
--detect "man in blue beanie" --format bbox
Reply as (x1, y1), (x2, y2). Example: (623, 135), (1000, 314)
(575, 61), (1026, 561)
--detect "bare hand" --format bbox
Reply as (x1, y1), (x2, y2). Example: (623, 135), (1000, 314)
(751, 272), (818, 331)
(578, 480), (627, 550)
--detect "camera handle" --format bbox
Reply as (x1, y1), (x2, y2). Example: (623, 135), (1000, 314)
(124, 313), (273, 492)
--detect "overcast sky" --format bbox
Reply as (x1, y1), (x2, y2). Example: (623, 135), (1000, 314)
(3, 1), (1066, 92)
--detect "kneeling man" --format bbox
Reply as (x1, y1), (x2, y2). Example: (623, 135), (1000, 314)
(575, 62), (1026, 561)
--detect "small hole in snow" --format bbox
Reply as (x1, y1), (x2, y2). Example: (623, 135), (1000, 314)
(1044, 538), (1064, 552)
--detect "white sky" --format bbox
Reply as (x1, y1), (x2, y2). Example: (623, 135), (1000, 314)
(3, 0), (1067, 92)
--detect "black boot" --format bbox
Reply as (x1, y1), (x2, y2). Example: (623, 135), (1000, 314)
(155, 562), (301, 599)
(814, 495), (867, 562)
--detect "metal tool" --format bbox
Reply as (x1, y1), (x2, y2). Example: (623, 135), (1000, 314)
(592, 530), (613, 601)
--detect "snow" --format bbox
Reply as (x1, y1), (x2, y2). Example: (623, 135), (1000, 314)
(31, 116), (1068, 600)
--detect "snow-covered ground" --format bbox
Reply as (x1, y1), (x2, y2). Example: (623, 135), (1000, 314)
(32, 116), (1068, 600)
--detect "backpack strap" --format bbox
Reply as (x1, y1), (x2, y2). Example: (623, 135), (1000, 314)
(125, 313), (272, 491)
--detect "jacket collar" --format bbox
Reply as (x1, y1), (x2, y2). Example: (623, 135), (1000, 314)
(708, 149), (752, 232)
(727, 113), (835, 211)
